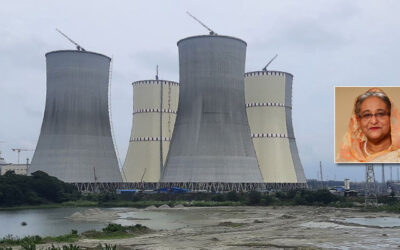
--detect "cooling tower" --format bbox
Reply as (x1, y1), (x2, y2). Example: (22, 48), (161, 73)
(162, 35), (263, 183)
(244, 71), (306, 184)
(122, 80), (179, 182)
(29, 50), (122, 182)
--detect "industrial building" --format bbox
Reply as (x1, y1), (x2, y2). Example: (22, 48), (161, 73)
(122, 79), (179, 182)
(0, 151), (28, 175)
(244, 71), (306, 188)
(161, 35), (263, 183)
(1, 164), (28, 176)
(29, 50), (122, 183)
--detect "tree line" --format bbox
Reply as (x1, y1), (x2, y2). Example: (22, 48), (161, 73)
(0, 171), (80, 207)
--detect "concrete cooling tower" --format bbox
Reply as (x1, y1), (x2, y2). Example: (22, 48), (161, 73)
(244, 71), (306, 186)
(29, 50), (122, 183)
(122, 80), (179, 182)
(162, 35), (263, 183)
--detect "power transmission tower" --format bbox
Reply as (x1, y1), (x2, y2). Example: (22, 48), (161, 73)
(319, 161), (324, 189)
(365, 164), (378, 207)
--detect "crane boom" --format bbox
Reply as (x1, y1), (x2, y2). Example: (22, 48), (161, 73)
(186, 11), (217, 35)
(11, 148), (34, 164)
(262, 54), (278, 71)
(56, 28), (86, 51)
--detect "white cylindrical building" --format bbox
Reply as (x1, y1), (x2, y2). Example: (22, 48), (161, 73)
(122, 80), (179, 182)
(244, 71), (306, 185)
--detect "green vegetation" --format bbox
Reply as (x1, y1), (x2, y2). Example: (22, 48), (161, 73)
(1, 170), (400, 212)
(82, 223), (150, 239)
(0, 224), (149, 249)
(0, 230), (79, 247)
(96, 189), (340, 207)
(0, 171), (80, 208)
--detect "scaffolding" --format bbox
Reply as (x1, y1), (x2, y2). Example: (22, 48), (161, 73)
(72, 182), (308, 193)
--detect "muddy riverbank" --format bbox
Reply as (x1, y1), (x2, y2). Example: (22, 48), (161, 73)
(38, 206), (400, 249)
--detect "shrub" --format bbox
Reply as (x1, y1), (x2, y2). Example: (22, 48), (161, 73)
(247, 191), (261, 205)
(226, 191), (239, 201)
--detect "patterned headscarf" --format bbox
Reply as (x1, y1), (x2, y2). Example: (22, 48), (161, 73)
(336, 88), (400, 162)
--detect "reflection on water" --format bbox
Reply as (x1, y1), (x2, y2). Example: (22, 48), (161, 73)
(338, 217), (400, 228)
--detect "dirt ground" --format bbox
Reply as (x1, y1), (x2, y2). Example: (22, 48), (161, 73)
(53, 206), (400, 249)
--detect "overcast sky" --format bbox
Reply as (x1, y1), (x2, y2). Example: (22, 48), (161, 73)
(1, 0), (400, 182)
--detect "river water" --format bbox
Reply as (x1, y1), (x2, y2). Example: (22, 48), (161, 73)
(0, 207), (107, 238)
(0, 207), (194, 238)
(1, 206), (400, 240)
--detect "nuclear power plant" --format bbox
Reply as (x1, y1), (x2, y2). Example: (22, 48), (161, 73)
(244, 71), (307, 188)
(29, 50), (122, 183)
(26, 23), (307, 191)
(122, 79), (179, 182)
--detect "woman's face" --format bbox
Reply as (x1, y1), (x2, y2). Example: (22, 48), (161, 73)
(357, 96), (391, 143)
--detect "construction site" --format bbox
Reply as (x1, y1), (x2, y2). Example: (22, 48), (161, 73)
(1, 14), (397, 199)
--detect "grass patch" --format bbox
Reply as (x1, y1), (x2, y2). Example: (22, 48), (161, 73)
(43, 233), (80, 243)
(0, 232), (80, 247)
(61, 200), (98, 207)
(82, 224), (151, 240)
(0, 235), (43, 246)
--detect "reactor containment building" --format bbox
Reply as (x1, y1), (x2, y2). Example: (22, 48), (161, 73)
(161, 35), (263, 183)
(29, 50), (122, 183)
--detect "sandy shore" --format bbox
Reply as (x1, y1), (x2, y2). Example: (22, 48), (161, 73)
(45, 206), (400, 249)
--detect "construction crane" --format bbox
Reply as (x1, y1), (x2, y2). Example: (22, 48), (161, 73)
(56, 28), (86, 51)
(186, 11), (218, 35)
(262, 54), (278, 72)
(11, 148), (34, 164)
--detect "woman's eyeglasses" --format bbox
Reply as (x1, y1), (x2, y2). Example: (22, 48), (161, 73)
(359, 111), (390, 121)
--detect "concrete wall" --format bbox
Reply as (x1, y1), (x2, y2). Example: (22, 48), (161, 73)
(29, 50), (122, 182)
(162, 35), (263, 183)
